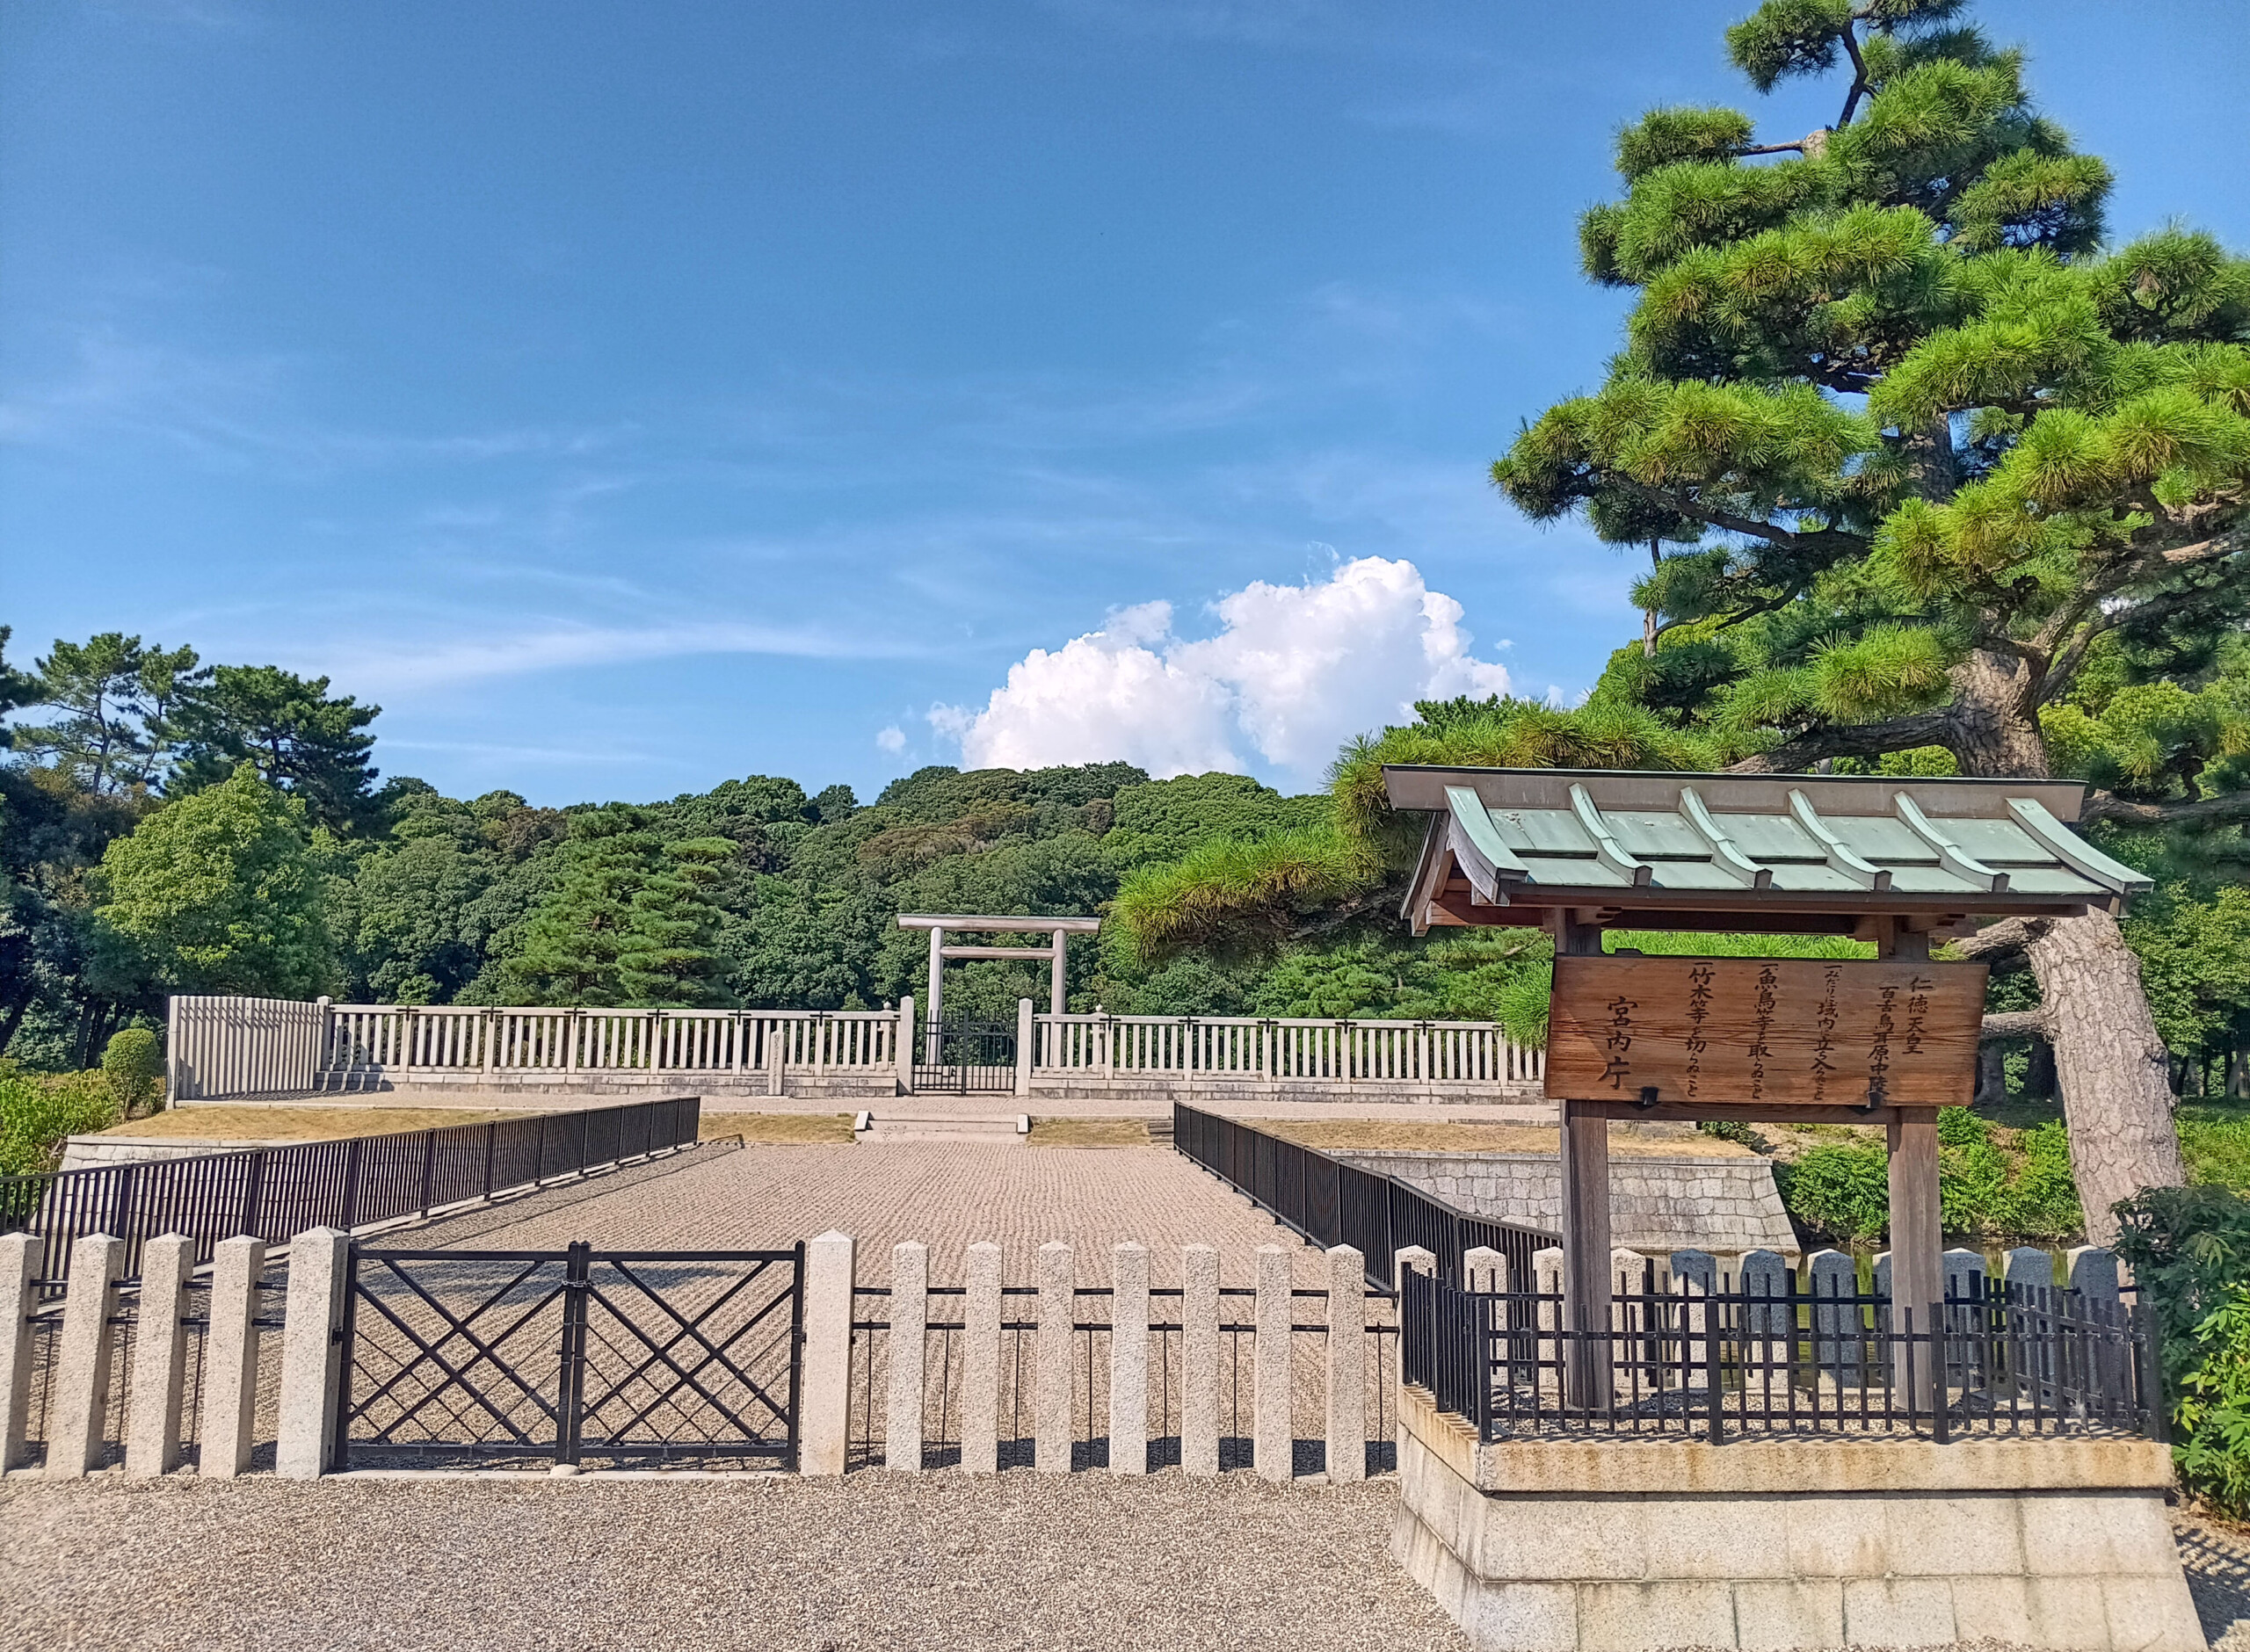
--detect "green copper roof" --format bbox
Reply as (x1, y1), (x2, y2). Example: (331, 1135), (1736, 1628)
(1384, 767), (2148, 933)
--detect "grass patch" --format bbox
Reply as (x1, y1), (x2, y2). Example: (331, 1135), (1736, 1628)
(698, 1112), (855, 1145)
(112, 1105), (536, 1141)
(1258, 1120), (1754, 1157)
(1027, 1117), (1150, 1148)
(2181, 1098), (2250, 1192)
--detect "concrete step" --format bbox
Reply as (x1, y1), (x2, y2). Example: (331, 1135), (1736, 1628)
(857, 1114), (1028, 1147)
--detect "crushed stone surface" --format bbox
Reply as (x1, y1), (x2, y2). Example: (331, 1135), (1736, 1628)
(0, 1471), (1470, 1652)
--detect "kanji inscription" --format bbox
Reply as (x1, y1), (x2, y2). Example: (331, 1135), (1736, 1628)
(1543, 957), (1987, 1108)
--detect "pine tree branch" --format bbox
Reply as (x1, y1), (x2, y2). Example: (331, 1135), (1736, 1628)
(1835, 22), (1871, 127)
(2156, 524), (2249, 568)
(1726, 706), (1962, 773)
(1608, 476), (1868, 557)
(2078, 788), (2250, 830)
(1980, 1009), (2054, 1043)
(1948, 917), (2048, 965)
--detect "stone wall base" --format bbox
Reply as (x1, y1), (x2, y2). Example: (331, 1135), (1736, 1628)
(1393, 1395), (2201, 1651)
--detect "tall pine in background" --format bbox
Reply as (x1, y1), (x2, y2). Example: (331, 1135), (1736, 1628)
(1492, 0), (2248, 1238)
(617, 837), (737, 1008)
(500, 809), (660, 1005)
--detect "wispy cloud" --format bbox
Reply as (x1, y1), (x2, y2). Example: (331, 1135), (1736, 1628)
(0, 327), (617, 475)
(317, 621), (927, 696)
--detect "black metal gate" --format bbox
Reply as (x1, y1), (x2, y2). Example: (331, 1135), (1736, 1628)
(913, 1017), (1019, 1095)
(337, 1242), (802, 1469)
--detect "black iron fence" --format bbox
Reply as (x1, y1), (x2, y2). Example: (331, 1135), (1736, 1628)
(1, 1096), (701, 1284)
(338, 1241), (802, 1469)
(1171, 1104), (1557, 1292)
(1401, 1262), (2162, 1444)
(913, 1018), (1019, 1095)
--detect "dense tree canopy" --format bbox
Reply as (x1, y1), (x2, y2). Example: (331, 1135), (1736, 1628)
(93, 764), (337, 1003)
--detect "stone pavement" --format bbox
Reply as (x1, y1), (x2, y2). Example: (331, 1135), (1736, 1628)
(401, 1141), (1337, 1286)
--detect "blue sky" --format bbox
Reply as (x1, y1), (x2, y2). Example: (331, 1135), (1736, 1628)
(4, 1), (2245, 805)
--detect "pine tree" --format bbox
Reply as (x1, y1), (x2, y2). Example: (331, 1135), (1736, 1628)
(502, 809), (661, 1005)
(172, 664), (381, 835)
(617, 837), (737, 1008)
(1491, 0), (2249, 1237)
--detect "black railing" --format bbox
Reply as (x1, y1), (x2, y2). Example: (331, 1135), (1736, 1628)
(0, 1096), (701, 1284)
(1171, 1104), (1557, 1292)
(914, 1018), (1019, 1095)
(338, 1241), (802, 1470)
(1400, 1262), (2162, 1444)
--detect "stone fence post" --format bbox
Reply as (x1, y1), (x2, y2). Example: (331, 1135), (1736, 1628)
(799, 1230), (855, 1475)
(276, 1228), (350, 1479)
(1110, 1242), (1149, 1475)
(1182, 1243), (1219, 1474)
(895, 995), (915, 1095)
(1035, 1241), (1074, 1472)
(1326, 1244), (1365, 1484)
(126, 1232), (194, 1477)
(201, 1235), (265, 1479)
(885, 1241), (926, 1473)
(0, 1233), (40, 1471)
(1253, 1243), (1291, 1481)
(47, 1233), (124, 1478)
(1014, 998), (1034, 1099)
(962, 1242), (1001, 1473)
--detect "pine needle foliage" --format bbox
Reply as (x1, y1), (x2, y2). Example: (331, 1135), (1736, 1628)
(1109, 827), (1379, 967)
(1493, 0), (2250, 801)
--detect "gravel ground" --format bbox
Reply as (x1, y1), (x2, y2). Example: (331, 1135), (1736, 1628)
(403, 1139), (1335, 1287)
(13, 1474), (2250, 1650)
(0, 1472), (1470, 1652)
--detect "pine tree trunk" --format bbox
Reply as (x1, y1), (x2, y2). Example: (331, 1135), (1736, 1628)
(1947, 651), (2048, 773)
(2025, 1036), (2057, 1099)
(2023, 910), (2184, 1244)
(1974, 1041), (2007, 1109)
(1943, 672), (2184, 1242)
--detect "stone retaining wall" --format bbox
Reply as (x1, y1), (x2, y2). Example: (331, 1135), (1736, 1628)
(1338, 1148), (1796, 1258)
(1391, 1384), (2201, 1652)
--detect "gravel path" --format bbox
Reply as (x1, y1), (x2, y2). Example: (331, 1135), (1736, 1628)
(0, 1472), (1470, 1652)
(401, 1141), (1334, 1286)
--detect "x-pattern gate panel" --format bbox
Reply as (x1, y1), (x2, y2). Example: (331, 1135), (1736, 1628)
(338, 1241), (803, 1469)
(914, 1017), (1018, 1095)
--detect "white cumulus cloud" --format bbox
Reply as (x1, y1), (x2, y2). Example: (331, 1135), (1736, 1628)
(929, 556), (1509, 779)
(875, 725), (907, 755)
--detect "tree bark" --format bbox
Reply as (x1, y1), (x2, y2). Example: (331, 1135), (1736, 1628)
(1973, 1041), (2007, 1109)
(2026, 1036), (2058, 1100)
(2021, 909), (2185, 1243)
(1946, 650), (2047, 774)
(1932, 663), (2188, 1242)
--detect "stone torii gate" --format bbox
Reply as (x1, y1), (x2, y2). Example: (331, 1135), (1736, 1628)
(896, 914), (1101, 1063)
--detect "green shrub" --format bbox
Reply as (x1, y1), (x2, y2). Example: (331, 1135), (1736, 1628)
(1935, 1105), (1988, 1147)
(2115, 1185), (2250, 1518)
(101, 1028), (164, 1119)
(1775, 1144), (1891, 1242)
(1994, 1122), (2084, 1241)
(1939, 1136), (2012, 1234)
(0, 1067), (122, 1177)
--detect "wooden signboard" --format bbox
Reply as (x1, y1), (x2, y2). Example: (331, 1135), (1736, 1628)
(1543, 956), (1986, 1110)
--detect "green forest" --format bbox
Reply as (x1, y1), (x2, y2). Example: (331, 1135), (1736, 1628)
(4, 619), (2246, 1100)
